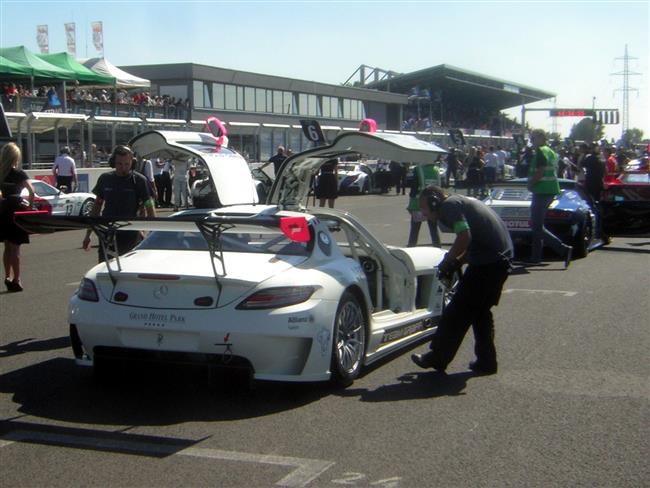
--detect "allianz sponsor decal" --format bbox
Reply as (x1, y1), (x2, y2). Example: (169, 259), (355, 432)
(380, 319), (436, 345)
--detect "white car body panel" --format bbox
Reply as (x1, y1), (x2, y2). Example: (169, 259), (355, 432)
(271, 131), (446, 209)
(23, 179), (95, 216)
(130, 130), (258, 206)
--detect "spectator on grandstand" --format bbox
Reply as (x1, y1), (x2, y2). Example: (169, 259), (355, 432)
(465, 147), (485, 197)
(496, 145), (508, 179)
(484, 146), (498, 185)
(444, 148), (461, 188)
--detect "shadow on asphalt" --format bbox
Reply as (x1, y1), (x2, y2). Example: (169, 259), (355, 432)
(0, 358), (331, 426)
(338, 371), (474, 402)
(0, 336), (70, 358)
(597, 245), (650, 254)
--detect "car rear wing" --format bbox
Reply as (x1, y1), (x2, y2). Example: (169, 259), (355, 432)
(15, 213), (312, 292)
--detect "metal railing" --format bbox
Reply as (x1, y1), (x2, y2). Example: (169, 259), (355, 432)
(3, 95), (190, 120)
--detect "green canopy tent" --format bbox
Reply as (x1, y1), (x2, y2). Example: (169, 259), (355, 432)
(36, 52), (114, 85)
(0, 54), (33, 77)
(0, 46), (76, 80)
(0, 46), (78, 113)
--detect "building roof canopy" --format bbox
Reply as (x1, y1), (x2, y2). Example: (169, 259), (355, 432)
(366, 64), (555, 111)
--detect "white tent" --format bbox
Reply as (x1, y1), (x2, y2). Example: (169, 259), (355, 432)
(81, 57), (150, 88)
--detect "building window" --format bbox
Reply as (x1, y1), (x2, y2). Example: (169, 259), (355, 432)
(333, 98), (342, 118)
(236, 86), (244, 110)
(283, 91), (294, 115)
(244, 87), (255, 112)
(193, 81), (204, 108)
(224, 84), (235, 110)
(203, 83), (212, 109)
(273, 90), (284, 113)
(159, 84), (188, 102)
(343, 99), (352, 119)
(298, 93), (307, 116)
(213, 83), (225, 109)
(256, 88), (266, 112)
(266, 90), (273, 113)
(307, 94), (319, 116)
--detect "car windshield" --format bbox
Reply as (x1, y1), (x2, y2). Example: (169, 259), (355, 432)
(32, 180), (59, 196)
(138, 228), (311, 256)
(339, 164), (357, 172)
(622, 173), (650, 184)
(489, 186), (532, 201)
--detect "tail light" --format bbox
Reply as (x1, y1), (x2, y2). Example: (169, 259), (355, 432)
(279, 217), (311, 242)
(32, 196), (52, 214)
(77, 278), (99, 302)
(236, 286), (315, 310)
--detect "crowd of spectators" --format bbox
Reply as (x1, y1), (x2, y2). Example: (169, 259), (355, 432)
(401, 101), (519, 136)
(2, 82), (190, 118)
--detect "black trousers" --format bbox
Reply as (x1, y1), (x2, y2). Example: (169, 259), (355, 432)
(97, 231), (142, 263)
(155, 172), (172, 206)
(429, 260), (510, 368)
(56, 175), (73, 192)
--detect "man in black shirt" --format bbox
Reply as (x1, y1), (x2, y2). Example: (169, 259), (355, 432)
(411, 185), (512, 375)
(268, 146), (287, 178)
(82, 145), (156, 262)
(580, 143), (605, 202)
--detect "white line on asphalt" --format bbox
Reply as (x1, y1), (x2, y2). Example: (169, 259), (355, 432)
(180, 447), (335, 487)
(0, 430), (334, 487)
(66, 282), (79, 287)
(503, 288), (578, 297)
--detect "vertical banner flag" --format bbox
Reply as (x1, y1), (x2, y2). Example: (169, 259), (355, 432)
(91, 21), (104, 56)
(36, 25), (49, 53)
(65, 22), (76, 55)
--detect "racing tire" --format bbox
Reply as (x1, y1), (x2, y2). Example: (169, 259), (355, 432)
(330, 291), (366, 387)
(573, 218), (593, 259)
(80, 198), (94, 217)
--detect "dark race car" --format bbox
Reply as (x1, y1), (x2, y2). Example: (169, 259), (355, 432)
(484, 178), (606, 259)
(600, 160), (650, 235)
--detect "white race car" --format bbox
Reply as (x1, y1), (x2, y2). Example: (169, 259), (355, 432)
(20, 131), (451, 387)
(22, 179), (95, 216)
(337, 162), (376, 194)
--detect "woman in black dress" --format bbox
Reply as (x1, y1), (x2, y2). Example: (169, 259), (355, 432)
(315, 158), (338, 208)
(0, 142), (34, 292)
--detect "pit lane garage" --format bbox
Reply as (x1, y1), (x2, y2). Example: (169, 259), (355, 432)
(19, 130), (454, 387)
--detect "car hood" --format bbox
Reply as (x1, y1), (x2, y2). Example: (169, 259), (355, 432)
(269, 131), (446, 209)
(130, 130), (258, 206)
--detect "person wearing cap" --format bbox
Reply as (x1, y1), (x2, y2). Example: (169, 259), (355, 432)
(52, 146), (77, 193)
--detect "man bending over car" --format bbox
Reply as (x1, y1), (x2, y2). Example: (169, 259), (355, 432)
(411, 185), (512, 375)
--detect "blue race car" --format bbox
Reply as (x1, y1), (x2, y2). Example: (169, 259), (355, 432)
(484, 178), (606, 259)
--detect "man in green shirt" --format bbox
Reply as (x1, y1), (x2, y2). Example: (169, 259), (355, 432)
(527, 129), (572, 267)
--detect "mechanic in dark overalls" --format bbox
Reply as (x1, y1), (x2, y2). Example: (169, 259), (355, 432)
(411, 185), (513, 375)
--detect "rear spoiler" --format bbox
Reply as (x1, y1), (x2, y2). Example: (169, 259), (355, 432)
(15, 213), (312, 291)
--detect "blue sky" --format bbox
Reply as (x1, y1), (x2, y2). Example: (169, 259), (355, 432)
(1, 0), (648, 140)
